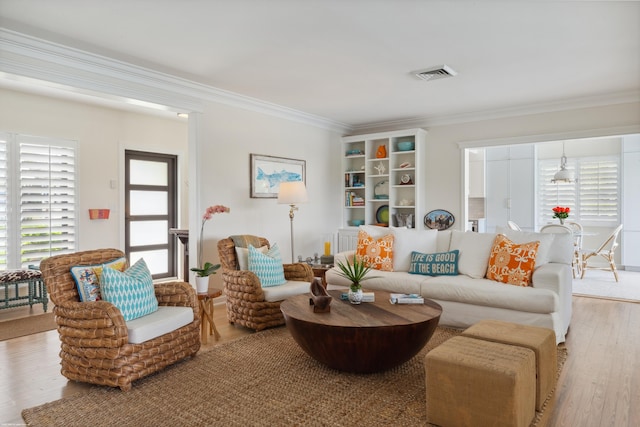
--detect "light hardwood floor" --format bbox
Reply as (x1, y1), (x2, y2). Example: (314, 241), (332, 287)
(1, 296), (639, 426)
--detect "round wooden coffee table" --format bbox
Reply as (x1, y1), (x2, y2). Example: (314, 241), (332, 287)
(280, 289), (442, 373)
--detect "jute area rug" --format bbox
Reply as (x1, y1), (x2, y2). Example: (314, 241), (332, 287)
(0, 312), (56, 341)
(22, 326), (567, 427)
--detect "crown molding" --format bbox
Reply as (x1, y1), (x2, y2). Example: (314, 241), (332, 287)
(0, 29), (351, 134)
(350, 90), (640, 134)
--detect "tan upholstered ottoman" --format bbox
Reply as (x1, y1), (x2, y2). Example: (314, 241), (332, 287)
(425, 336), (536, 427)
(461, 320), (557, 411)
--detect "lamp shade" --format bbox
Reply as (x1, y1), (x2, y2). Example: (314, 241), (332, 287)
(277, 181), (308, 204)
(552, 168), (575, 183)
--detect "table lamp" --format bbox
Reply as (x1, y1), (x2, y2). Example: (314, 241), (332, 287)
(277, 181), (308, 263)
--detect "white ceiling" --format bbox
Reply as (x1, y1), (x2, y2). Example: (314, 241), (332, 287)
(1, 0), (639, 128)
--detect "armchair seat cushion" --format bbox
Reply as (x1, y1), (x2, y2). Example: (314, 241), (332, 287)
(262, 280), (311, 302)
(126, 306), (194, 344)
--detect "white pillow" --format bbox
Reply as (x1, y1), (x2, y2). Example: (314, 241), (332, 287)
(546, 233), (574, 265)
(449, 231), (497, 279)
(496, 227), (554, 265)
(390, 228), (438, 272)
(235, 245), (268, 270)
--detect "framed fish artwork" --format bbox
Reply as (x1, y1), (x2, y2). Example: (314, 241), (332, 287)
(250, 154), (306, 198)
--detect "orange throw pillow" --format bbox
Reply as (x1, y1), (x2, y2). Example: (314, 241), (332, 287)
(486, 234), (539, 287)
(356, 229), (394, 271)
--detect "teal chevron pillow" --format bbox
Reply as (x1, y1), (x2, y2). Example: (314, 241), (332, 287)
(100, 258), (158, 321)
(409, 250), (459, 276)
(248, 243), (286, 287)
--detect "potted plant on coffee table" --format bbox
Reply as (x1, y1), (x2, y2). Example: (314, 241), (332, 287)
(335, 256), (378, 304)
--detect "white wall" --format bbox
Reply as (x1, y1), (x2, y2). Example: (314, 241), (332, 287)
(195, 101), (342, 288)
(0, 88), (189, 251)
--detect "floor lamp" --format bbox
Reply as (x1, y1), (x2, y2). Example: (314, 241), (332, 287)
(277, 181), (308, 263)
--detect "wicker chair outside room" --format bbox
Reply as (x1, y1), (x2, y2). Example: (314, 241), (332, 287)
(581, 224), (624, 282)
(39, 248), (201, 391)
(218, 235), (313, 331)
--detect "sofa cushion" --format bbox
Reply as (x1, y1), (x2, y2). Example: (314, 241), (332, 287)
(356, 229), (394, 271)
(262, 280), (310, 302)
(390, 228), (439, 272)
(422, 275), (558, 314)
(100, 258), (159, 321)
(248, 243), (286, 287)
(409, 250), (459, 276)
(325, 267), (424, 295)
(486, 234), (539, 287)
(71, 256), (128, 302)
(360, 225), (438, 271)
(449, 231), (496, 279)
(126, 306), (194, 344)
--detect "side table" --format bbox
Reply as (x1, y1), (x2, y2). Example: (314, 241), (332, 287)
(311, 264), (333, 288)
(197, 288), (222, 344)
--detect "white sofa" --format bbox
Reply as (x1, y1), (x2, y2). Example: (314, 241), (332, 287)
(325, 226), (573, 343)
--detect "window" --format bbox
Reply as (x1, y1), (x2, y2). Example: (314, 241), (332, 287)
(0, 132), (77, 269)
(538, 156), (619, 226)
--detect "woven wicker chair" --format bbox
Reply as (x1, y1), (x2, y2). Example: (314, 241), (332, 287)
(217, 236), (313, 331)
(39, 248), (201, 391)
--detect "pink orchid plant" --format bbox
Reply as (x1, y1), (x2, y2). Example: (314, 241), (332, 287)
(191, 205), (230, 277)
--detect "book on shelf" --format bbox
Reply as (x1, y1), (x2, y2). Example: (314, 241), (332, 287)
(345, 191), (365, 207)
(389, 293), (424, 304)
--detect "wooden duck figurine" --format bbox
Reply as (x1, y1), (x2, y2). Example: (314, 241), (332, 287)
(309, 278), (332, 313)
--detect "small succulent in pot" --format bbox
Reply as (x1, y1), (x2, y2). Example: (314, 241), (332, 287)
(335, 256), (378, 292)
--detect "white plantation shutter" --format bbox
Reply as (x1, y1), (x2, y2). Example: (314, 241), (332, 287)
(18, 137), (77, 267)
(538, 155), (619, 227)
(578, 158), (619, 222)
(0, 134), (8, 269)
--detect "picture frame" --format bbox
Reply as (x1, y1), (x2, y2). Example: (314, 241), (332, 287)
(424, 209), (455, 230)
(250, 154), (306, 198)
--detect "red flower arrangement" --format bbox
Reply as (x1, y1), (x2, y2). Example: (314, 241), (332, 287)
(552, 206), (570, 220)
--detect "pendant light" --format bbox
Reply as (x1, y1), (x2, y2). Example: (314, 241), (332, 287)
(551, 142), (575, 183)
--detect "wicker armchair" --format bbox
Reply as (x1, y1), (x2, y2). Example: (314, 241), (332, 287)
(218, 236), (313, 331)
(39, 248), (201, 391)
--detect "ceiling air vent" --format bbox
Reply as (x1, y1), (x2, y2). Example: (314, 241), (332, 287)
(413, 64), (457, 81)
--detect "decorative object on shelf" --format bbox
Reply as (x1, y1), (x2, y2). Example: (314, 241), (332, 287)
(250, 154), (306, 198)
(191, 205), (230, 292)
(376, 205), (390, 225)
(278, 181), (309, 263)
(309, 278), (332, 313)
(400, 174), (413, 185)
(399, 162), (412, 168)
(398, 199), (414, 206)
(335, 257), (378, 305)
(551, 142), (575, 183)
(374, 180), (388, 199)
(397, 141), (415, 151)
(88, 209), (110, 220)
(552, 206), (570, 224)
(374, 162), (386, 175)
(424, 209), (455, 230)
(346, 149), (363, 156)
(395, 213), (414, 228)
(376, 144), (387, 158)
(348, 219), (365, 226)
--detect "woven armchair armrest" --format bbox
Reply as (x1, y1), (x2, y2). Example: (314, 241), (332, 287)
(284, 263), (313, 281)
(54, 300), (128, 347)
(154, 281), (197, 308)
(222, 269), (266, 301)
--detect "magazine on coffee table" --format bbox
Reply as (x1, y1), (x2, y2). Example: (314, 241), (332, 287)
(389, 293), (424, 304)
